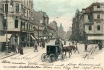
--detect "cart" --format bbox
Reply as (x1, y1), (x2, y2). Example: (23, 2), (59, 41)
(41, 45), (65, 62)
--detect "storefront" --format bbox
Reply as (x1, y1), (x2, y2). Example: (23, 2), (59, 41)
(88, 36), (104, 44)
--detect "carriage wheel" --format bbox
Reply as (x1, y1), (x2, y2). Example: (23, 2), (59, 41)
(41, 53), (47, 62)
(49, 54), (55, 63)
(60, 54), (65, 60)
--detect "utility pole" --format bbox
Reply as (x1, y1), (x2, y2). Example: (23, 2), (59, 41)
(5, 0), (8, 55)
(38, 24), (39, 45)
(5, 0), (13, 55)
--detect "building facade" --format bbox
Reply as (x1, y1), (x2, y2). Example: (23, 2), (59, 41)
(0, 0), (5, 52)
(2, 0), (34, 49)
(72, 2), (104, 44)
(49, 21), (58, 38)
(33, 10), (49, 39)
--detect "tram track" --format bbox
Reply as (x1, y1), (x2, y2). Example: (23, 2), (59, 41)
(1, 47), (42, 60)
(28, 48), (46, 62)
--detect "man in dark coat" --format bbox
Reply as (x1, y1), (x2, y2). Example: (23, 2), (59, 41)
(42, 40), (45, 48)
(20, 47), (23, 55)
(98, 42), (102, 50)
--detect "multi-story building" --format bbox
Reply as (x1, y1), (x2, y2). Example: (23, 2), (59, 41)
(47, 24), (56, 40)
(72, 2), (104, 44)
(2, 0), (34, 48)
(33, 10), (49, 39)
(72, 9), (81, 41)
(84, 2), (104, 43)
(49, 21), (58, 38)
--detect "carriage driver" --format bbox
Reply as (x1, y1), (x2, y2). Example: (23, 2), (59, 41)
(55, 38), (63, 54)
(59, 41), (63, 54)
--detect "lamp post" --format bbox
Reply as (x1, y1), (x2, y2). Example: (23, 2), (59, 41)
(83, 31), (88, 44)
(5, 0), (13, 55)
(38, 24), (39, 45)
(5, 0), (8, 55)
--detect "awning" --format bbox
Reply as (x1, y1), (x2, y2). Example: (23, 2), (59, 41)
(88, 36), (104, 40)
(30, 35), (36, 40)
(0, 34), (12, 42)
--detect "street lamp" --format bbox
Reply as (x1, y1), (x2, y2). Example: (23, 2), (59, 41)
(83, 31), (88, 44)
(38, 24), (39, 45)
(5, 0), (8, 55)
(5, 0), (13, 55)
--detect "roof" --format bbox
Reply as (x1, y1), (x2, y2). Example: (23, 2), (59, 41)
(83, 2), (103, 14)
(47, 25), (56, 31)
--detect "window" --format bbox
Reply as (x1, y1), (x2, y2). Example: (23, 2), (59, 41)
(27, 10), (28, 17)
(89, 26), (92, 30)
(20, 21), (22, 28)
(97, 6), (100, 8)
(3, 4), (4, 12)
(15, 36), (18, 42)
(27, 23), (28, 29)
(97, 25), (100, 30)
(97, 14), (100, 19)
(15, 20), (18, 28)
(29, 24), (30, 29)
(5, 4), (8, 13)
(15, 3), (19, 12)
(24, 22), (25, 29)
(88, 15), (90, 20)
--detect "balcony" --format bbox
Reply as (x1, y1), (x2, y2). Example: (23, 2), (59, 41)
(21, 28), (34, 33)
(93, 8), (103, 12)
(7, 28), (20, 31)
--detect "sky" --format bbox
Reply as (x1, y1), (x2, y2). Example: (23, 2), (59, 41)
(33, 0), (104, 31)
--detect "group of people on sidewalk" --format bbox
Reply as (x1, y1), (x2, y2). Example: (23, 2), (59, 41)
(8, 43), (24, 55)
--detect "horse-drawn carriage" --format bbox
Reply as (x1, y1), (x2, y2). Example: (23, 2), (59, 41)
(41, 45), (65, 62)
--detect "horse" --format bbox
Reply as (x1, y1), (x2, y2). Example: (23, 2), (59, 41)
(62, 45), (75, 58)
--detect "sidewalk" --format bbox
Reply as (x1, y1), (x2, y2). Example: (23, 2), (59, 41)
(0, 46), (44, 59)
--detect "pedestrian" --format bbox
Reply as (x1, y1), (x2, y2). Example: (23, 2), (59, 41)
(42, 40), (45, 48)
(18, 46), (20, 53)
(12, 44), (17, 53)
(34, 40), (38, 52)
(72, 41), (74, 46)
(84, 42), (88, 52)
(64, 40), (66, 45)
(55, 38), (60, 45)
(20, 47), (23, 55)
(74, 42), (79, 54)
(98, 42), (102, 50)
